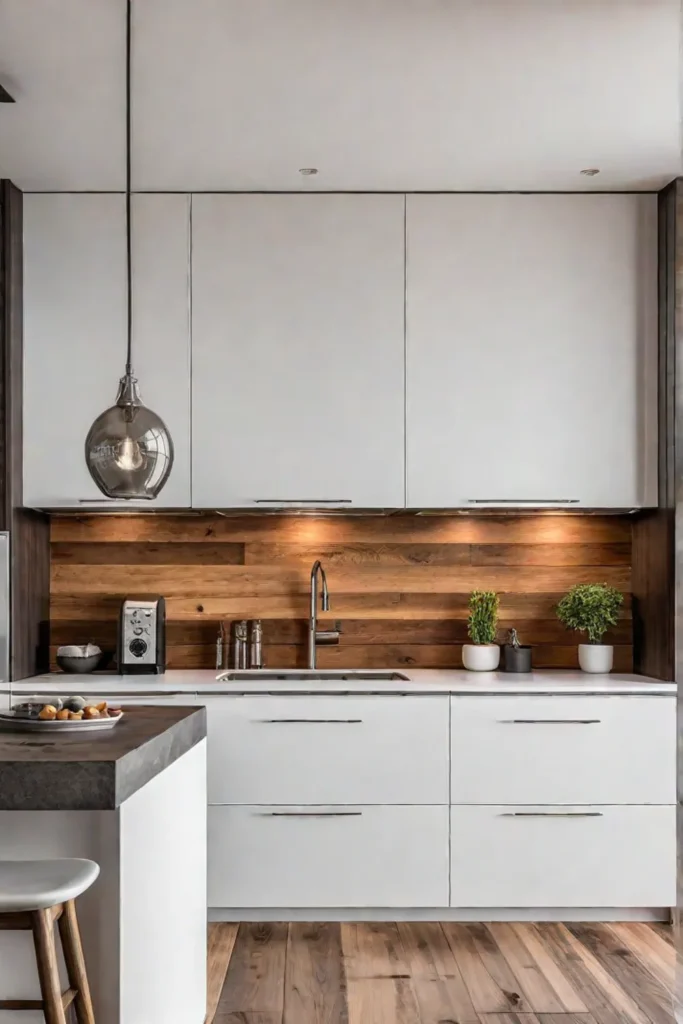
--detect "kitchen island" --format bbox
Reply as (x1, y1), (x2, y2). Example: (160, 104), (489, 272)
(0, 705), (207, 1024)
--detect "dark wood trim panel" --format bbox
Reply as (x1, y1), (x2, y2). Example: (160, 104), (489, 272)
(1, 180), (50, 679)
(632, 177), (680, 681)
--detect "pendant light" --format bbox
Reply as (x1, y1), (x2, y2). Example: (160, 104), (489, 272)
(85, 0), (174, 500)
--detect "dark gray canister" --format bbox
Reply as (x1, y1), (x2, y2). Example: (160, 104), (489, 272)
(502, 644), (532, 673)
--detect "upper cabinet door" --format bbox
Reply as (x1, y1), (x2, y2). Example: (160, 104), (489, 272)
(406, 194), (658, 508)
(191, 194), (405, 508)
(23, 194), (191, 509)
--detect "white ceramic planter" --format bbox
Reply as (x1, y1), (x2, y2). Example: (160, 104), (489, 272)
(578, 643), (614, 674)
(462, 644), (500, 672)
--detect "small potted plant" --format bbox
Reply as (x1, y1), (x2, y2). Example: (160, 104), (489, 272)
(556, 583), (624, 673)
(463, 590), (500, 671)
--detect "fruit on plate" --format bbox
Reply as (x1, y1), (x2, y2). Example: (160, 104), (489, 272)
(107, 707), (123, 717)
(64, 696), (86, 712)
(68, 711), (84, 720)
(95, 701), (108, 713)
(38, 705), (57, 721)
(56, 708), (70, 721)
(83, 706), (100, 719)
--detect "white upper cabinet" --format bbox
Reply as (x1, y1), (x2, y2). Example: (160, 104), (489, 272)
(23, 193), (191, 508)
(191, 194), (405, 508)
(405, 194), (658, 508)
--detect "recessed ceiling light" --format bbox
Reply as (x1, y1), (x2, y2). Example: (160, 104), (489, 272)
(299, 167), (318, 176)
(580, 168), (600, 176)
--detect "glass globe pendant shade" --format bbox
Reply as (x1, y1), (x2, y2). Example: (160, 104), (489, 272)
(85, 373), (174, 500)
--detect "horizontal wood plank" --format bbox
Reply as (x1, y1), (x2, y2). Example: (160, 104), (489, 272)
(49, 617), (632, 648)
(51, 513), (632, 545)
(51, 564), (632, 597)
(48, 642), (634, 672)
(52, 542), (245, 565)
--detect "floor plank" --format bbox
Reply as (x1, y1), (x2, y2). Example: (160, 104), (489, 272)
(477, 1014), (541, 1023)
(508, 924), (589, 1014)
(396, 921), (463, 979)
(346, 978), (421, 1024)
(567, 923), (673, 1024)
(214, 922), (287, 1022)
(530, 924), (650, 1024)
(609, 923), (675, 994)
(478, 1015), (597, 1024)
(207, 923), (239, 1024)
(215, 1014), (283, 1024)
(341, 923), (410, 980)
(442, 922), (528, 1013)
(283, 923), (348, 1024)
(397, 922), (479, 1023)
(652, 923), (674, 946)
(486, 924), (573, 1014)
(537, 1016), (598, 1024)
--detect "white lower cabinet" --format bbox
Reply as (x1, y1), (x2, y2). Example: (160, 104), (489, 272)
(55, 688), (670, 915)
(450, 695), (675, 804)
(206, 695), (449, 805)
(450, 805), (675, 909)
(208, 804), (449, 908)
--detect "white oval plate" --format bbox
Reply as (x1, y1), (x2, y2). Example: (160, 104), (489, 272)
(0, 711), (123, 733)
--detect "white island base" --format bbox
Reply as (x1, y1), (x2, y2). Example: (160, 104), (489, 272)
(0, 740), (207, 1024)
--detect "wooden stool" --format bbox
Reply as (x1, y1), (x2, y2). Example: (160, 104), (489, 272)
(0, 858), (99, 1023)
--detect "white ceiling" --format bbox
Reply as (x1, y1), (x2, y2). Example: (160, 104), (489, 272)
(0, 0), (681, 192)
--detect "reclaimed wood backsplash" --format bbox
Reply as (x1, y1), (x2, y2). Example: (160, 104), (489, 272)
(50, 514), (632, 671)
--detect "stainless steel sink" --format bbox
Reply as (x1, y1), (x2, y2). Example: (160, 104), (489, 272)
(217, 670), (410, 682)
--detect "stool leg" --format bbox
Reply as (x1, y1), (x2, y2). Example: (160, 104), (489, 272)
(58, 899), (95, 1024)
(31, 908), (68, 1024)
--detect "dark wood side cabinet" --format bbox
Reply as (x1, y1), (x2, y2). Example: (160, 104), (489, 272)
(0, 179), (49, 679)
(632, 177), (681, 682)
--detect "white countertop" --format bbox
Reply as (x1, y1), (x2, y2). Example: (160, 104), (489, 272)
(6, 669), (676, 696)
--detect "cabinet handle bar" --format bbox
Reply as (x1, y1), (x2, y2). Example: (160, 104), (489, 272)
(499, 719), (601, 725)
(467, 499), (580, 504)
(500, 812), (604, 818)
(253, 499), (353, 504)
(255, 718), (363, 724)
(255, 811), (363, 818)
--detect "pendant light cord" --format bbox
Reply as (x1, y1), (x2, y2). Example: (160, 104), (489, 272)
(125, 0), (133, 376)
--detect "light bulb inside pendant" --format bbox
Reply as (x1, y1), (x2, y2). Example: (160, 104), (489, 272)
(114, 435), (144, 472)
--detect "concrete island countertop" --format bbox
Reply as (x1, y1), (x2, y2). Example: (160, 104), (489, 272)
(0, 705), (206, 811)
(8, 668), (676, 697)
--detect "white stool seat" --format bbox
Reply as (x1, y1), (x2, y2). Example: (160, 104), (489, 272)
(0, 859), (100, 912)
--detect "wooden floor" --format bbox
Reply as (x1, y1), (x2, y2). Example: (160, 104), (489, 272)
(206, 921), (676, 1024)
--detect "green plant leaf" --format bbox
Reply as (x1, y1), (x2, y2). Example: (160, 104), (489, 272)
(467, 590), (499, 645)
(556, 583), (623, 645)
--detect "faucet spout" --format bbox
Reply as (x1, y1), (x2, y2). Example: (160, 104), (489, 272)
(308, 560), (337, 668)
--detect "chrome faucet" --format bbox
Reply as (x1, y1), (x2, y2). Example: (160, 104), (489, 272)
(308, 560), (340, 668)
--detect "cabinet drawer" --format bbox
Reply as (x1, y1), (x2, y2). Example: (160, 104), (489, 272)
(205, 695), (449, 804)
(209, 804), (449, 908)
(451, 696), (675, 804)
(451, 805), (675, 908)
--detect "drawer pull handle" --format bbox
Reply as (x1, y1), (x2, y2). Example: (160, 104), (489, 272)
(256, 811), (363, 818)
(500, 812), (604, 818)
(466, 499), (580, 505)
(253, 499), (353, 505)
(255, 719), (363, 724)
(500, 719), (601, 725)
